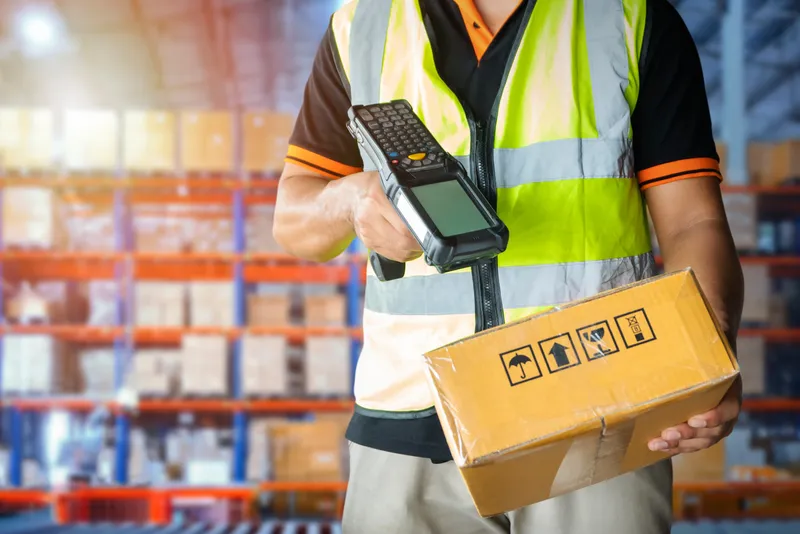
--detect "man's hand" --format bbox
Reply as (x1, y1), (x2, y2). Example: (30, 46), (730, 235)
(351, 171), (422, 262)
(648, 376), (742, 454)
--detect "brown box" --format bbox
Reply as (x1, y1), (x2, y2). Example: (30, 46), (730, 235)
(269, 421), (345, 481)
(748, 142), (772, 185)
(764, 140), (800, 186)
(304, 294), (346, 326)
(424, 270), (739, 517)
(248, 294), (291, 326)
(672, 440), (726, 482)
(742, 264), (770, 323)
(134, 283), (186, 327)
(124, 110), (177, 173)
(242, 112), (296, 174)
(180, 112), (234, 173)
(305, 336), (351, 396)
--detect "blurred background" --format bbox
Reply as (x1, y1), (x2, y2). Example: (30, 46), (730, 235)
(0, 0), (797, 533)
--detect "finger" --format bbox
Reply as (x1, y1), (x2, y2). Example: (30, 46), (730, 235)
(662, 437), (716, 455)
(687, 398), (740, 430)
(649, 425), (727, 452)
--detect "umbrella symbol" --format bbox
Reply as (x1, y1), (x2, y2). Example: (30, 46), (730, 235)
(508, 353), (532, 379)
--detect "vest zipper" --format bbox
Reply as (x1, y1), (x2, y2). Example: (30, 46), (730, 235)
(467, 116), (504, 332)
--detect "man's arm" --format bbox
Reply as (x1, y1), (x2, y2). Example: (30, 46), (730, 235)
(273, 163), (361, 262)
(645, 178), (744, 454)
(630, 1), (744, 453)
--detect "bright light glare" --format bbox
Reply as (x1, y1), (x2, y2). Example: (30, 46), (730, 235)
(20, 14), (56, 47)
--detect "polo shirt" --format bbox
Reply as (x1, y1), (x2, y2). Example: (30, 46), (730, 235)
(287, 0), (722, 461)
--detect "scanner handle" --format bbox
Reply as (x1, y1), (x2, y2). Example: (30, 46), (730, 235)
(369, 252), (405, 282)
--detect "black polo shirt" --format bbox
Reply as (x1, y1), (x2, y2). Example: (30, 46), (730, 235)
(287, 0), (721, 461)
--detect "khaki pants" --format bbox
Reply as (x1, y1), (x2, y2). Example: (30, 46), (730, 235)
(343, 442), (672, 534)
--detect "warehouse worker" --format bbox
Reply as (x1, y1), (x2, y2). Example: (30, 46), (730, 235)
(273, 0), (744, 532)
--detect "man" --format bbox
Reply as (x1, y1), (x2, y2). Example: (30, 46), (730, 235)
(273, 0), (744, 532)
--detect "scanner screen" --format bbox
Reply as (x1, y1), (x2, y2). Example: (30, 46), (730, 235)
(411, 180), (490, 237)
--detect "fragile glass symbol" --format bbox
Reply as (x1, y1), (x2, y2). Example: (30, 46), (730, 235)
(508, 353), (532, 379)
(583, 327), (611, 356)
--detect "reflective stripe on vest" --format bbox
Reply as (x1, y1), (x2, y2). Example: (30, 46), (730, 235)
(332, 0), (652, 414)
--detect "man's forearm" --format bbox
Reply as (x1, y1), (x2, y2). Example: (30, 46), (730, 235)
(660, 219), (744, 350)
(273, 169), (362, 262)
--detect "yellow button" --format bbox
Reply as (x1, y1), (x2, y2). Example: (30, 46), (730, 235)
(408, 152), (426, 161)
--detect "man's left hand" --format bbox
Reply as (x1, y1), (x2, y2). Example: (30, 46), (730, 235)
(648, 376), (742, 454)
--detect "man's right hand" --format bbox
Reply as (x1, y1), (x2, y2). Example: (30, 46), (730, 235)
(350, 171), (422, 263)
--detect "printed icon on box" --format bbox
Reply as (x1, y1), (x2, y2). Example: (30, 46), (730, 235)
(538, 333), (581, 374)
(499, 345), (542, 387)
(614, 308), (656, 349)
(577, 320), (620, 361)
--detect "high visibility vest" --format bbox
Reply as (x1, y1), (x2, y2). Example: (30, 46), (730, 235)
(332, 0), (654, 417)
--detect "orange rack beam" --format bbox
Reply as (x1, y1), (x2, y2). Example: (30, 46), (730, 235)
(0, 325), (363, 345)
(742, 398), (800, 412)
(738, 328), (800, 342)
(0, 251), (365, 283)
(5, 397), (356, 413)
(673, 480), (800, 521)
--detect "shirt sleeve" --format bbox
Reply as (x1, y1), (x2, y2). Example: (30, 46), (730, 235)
(632, 0), (722, 191)
(285, 24), (364, 179)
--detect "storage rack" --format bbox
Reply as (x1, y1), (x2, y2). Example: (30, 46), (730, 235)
(1, 139), (800, 521)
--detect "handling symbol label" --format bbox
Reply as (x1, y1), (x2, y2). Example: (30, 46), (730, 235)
(577, 320), (620, 361)
(500, 345), (542, 387)
(614, 308), (656, 348)
(538, 333), (581, 374)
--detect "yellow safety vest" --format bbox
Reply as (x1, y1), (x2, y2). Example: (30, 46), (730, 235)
(332, 0), (653, 417)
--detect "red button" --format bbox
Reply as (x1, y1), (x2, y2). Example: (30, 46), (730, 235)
(391, 159), (399, 164)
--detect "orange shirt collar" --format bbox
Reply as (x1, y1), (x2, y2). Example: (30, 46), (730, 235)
(452, 0), (523, 61)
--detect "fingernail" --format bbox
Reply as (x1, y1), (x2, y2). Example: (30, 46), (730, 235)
(664, 430), (681, 441)
(649, 440), (669, 452)
(689, 418), (707, 429)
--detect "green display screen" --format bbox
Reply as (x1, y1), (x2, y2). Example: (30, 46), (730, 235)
(411, 180), (490, 237)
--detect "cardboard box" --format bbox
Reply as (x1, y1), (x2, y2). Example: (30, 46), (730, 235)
(189, 282), (234, 327)
(304, 294), (346, 326)
(124, 110), (176, 173)
(722, 193), (757, 252)
(748, 142), (772, 185)
(305, 336), (351, 396)
(269, 421), (345, 481)
(2, 335), (74, 394)
(180, 112), (234, 173)
(742, 264), (770, 323)
(423, 270), (739, 517)
(181, 335), (228, 395)
(765, 140), (800, 185)
(737, 336), (765, 395)
(2, 187), (64, 248)
(242, 335), (289, 396)
(134, 283), (186, 327)
(63, 110), (119, 171)
(672, 440), (727, 482)
(0, 108), (55, 170)
(79, 348), (116, 396)
(248, 293), (291, 326)
(242, 112), (296, 174)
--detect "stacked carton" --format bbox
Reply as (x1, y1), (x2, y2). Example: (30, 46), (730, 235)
(66, 207), (115, 252)
(304, 336), (351, 397)
(1, 335), (74, 394)
(189, 217), (233, 253)
(86, 281), (118, 326)
(134, 214), (187, 253)
(241, 335), (289, 396)
(303, 294), (346, 326)
(742, 264), (771, 324)
(78, 349), (117, 396)
(189, 282), (234, 327)
(127, 349), (182, 396)
(134, 283), (186, 327)
(181, 335), (228, 395)
(248, 293), (292, 326)
(270, 420), (346, 516)
(2, 187), (64, 248)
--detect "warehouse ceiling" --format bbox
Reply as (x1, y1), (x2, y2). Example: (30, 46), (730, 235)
(0, 0), (798, 139)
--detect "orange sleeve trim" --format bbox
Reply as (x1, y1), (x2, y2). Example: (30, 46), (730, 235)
(637, 157), (722, 190)
(284, 157), (340, 180)
(286, 145), (363, 178)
